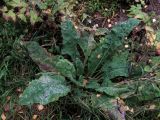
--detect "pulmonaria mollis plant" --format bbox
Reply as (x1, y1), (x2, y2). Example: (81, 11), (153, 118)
(19, 19), (140, 109)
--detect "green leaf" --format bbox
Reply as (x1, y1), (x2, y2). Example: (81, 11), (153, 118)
(37, 2), (48, 9)
(96, 86), (129, 96)
(5, 10), (16, 21)
(107, 18), (140, 48)
(17, 14), (27, 22)
(19, 73), (70, 105)
(54, 56), (76, 79)
(88, 19), (139, 76)
(61, 20), (80, 60)
(103, 51), (129, 80)
(95, 28), (109, 36)
(91, 94), (115, 110)
(86, 79), (100, 89)
(137, 82), (160, 101)
(75, 58), (84, 76)
(88, 45), (107, 76)
(61, 20), (96, 76)
(24, 41), (81, 86)
(8, 0), (27, 7)
(144, 65), (152, 72)
(25, 41), (56, 72)
(30, 10), (40, 24)
(61, 20), (96, 60)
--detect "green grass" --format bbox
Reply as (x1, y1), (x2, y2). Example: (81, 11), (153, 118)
(86, 0), (119, 17)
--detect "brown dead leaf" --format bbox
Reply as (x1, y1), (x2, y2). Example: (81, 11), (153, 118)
(145, 26), (154, 32)
(1, 113), (6, 120)
(32, 114), (38, 120)
(149, 104), (156, 110)
(83, 79), (88, 86)
(6, 96), (11, 101)
(4, 104), (10, 112)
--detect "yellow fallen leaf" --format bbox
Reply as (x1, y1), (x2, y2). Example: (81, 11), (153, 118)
(145, 26), (154, 32)
(146, 32), (156, 45)
(156, 42), (160, 50)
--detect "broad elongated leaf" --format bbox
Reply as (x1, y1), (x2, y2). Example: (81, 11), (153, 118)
(55, 56), (76, 79)
(61, 20), (96, 59)
(25, 41), (80, 86)
(137, 82), (160, 101)
(96, 86), (129, 96)
(103, 51), (129, 80)
(19, 73), (70, 105)
(61, 20), (80, 60)
(85, 79), (100, 89)
(25, 41), (56, 72)
(87, 44), (108, 76)
(74, 58), (84, 76)
(88, 19), (140, 75)
(106, 18), (140, 48)
(61, 20), (96, 76)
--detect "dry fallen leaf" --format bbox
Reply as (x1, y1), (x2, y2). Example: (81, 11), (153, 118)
(83, 79), (88, 86)
(37, 104), (44, 111)
(4, 104), (10, 112)
(156, 42), (160, 50)
(1, 113), (6, 120)
(32, 114), (38, 120)
(149, 104), (156, 110)
(6, 96), (11, 101)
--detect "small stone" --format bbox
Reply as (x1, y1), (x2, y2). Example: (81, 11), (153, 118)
(93, 24), (99, 29)
(105, 8), (108, 11)
(97, 54), (101, 59)
(16, 88), (22, 92)
(122, 9), (125, 13)
(107, 19), (111, 23)
(125, 44), (129, 48)
(152, 18), (156, 23)
(96, 94), (101, 98)
(75, 25), (78, 29)
(144, 5), (148, 8)
(37, 104), (44, 111)
(108, 24), (112, 28)
(87, 19), (92, 24)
